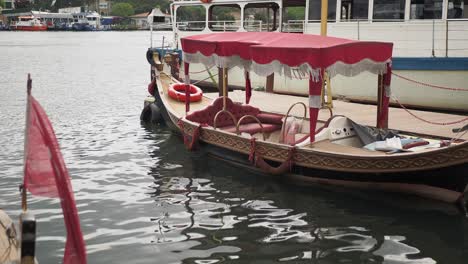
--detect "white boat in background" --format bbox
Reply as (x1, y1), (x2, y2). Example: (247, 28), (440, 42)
(11, 15), (47, 31)
(152, 0), (468, 112)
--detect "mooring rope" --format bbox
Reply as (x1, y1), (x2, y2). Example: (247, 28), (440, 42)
(392, 96), (468, 126)
(189, 65), (215, 74)
(392, 72), (468, 92)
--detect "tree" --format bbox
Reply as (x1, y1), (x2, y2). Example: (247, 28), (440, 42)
(111, 2), (135, 17)
(15, 0), (31, 9)
(0, 0), (4, 9)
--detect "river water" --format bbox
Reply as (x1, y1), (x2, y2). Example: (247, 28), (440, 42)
(0, 31), (467, 264)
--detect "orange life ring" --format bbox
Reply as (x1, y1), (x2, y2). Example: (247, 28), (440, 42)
(168, 83), (203, 102)
(200, 0), (212, 3)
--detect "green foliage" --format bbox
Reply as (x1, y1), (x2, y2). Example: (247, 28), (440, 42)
(0, 0), (4, 9)
(112, 2), (135, 17)
(42, 0), (170, 15)
(176, 5), (205, 22)
(284, 7), (305, 21)
(14, 0), (31, 9)
(113, 0), (170, 15)
(211, 6), (237, 21)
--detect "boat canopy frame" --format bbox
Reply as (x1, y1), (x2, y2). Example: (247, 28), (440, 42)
(180, 31), (393, 143)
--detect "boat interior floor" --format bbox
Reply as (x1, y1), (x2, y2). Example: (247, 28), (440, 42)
(158, 73), (466, 155)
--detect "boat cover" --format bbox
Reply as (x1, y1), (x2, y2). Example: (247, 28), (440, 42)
(180, 32), (393, 142)
(181, 32), (393, 79)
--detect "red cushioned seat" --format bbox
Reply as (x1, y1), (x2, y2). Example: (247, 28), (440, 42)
(222, 123), (281, 135)
(257, 113), (284, 125)
(186, 97), (260, 127)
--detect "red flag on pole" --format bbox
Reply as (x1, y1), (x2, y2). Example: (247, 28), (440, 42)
(24, 75), (87, 264)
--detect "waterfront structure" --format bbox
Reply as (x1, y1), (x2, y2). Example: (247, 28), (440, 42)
(131, 12), (152, 29)
(2, 0), (14, 10)
(147, 8), (172, 30)
(159, 0), (468, 112)
(32, 11), (74, 30)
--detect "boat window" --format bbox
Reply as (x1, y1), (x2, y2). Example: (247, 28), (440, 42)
(209, 4), (241, 32)
(244, 2), (280, 32)
(282, 6), (305, 33)
(448, 0), (468, 18)
(340, 0), (368, 21)
(176, 5), (206, 31)
(410, 0), (443, 19)
(373, 0), (405, 21)
(308, 0), (337, 22)
(153, 16), (165, 23)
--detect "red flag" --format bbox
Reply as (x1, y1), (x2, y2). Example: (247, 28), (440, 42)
(24, 78), (87, 264)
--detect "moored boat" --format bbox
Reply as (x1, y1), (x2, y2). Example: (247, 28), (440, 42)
(11, 16), (47, 31)
(157, 0), (468, 113)
(147, 31), (468, 212)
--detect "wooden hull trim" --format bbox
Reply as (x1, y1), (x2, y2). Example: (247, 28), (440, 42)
(153, 71), (468, 185)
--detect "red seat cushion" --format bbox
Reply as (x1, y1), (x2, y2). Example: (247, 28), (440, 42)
(257, 113), (284, 125)
(222, 123), (281, 135)
(186, 97), (260, 127)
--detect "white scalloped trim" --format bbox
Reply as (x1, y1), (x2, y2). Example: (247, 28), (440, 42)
(183, 52), (390, 81)
(326, 58), (391, 78)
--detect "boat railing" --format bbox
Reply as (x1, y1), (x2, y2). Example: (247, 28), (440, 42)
(208, 20), (241, 32)
(176, 20), (206, 31)
(153, 22), (173, 30)
(282, 20), (306, 33)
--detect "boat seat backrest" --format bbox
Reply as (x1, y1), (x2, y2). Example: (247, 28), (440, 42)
(186, 97), (260, 127)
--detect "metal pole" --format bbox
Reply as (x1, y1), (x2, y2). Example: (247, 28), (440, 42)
(357, 19), (360, 40)
(432, 19), (435, 57)
(445, 19), (449, 57)
(223, 68), (227, 110)
(320, 0), (328, 36)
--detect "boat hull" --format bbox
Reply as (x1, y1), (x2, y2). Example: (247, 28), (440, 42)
(13, 25), (48, 31)
(151, 73), (468, 205)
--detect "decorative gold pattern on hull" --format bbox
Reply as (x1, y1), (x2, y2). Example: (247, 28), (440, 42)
(174, 116), (468, 173)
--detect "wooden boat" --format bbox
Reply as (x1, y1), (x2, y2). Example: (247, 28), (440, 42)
(149, 32), (468, 212)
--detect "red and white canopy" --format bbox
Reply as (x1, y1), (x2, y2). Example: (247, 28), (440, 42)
(181, 32), (393, 79)
(180, 32), (393, 142)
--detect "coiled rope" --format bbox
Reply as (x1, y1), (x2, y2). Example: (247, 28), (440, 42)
(392, 72), (468, 92)
(392, 96), (468, 126)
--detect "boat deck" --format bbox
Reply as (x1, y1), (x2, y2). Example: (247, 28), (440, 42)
(159, 73), (467, 140)
(205, 90), (468, 140)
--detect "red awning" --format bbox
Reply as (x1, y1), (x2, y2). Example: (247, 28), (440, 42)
(181, 32), (393, 78)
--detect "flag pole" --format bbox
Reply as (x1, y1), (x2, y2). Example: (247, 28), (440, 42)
(22, 74), (32, 212)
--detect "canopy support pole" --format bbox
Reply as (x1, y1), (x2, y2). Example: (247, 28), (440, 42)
(266, 73), (274, 93)
(377, 63), (391, 129)
(217, 67), (224, 97)
(309, 71), (323, 143)
(245, 71), (252, 104)
(184, 62), (190, 113)
(320, 0), (328, 36)
(223, 67), (228, 110)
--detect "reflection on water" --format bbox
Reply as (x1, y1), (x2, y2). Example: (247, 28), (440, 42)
(0, 32), (467, 264)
